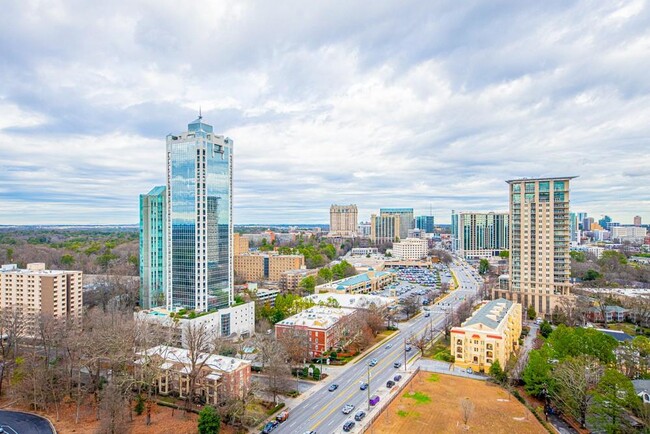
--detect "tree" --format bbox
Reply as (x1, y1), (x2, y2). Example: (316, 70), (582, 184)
(583, 269), (602, 281)
(552, 355), (603, 428)
(460, 397), (474, 426)
(589, 368), (638, 433)
(499, 250), (509, 259)
(198, 406), (221, 434)
(546, 324), (618, 364)
(298, 276), (316, 294)
(430, 249), (452, 264)
(522, 346), (554, 397)
(264, 340), (292, 404)
(527, 305), (537, 321)
(317, 267), (333, 283)
(181, 321), (216, 413)
(61, 254), (75, 266)
(402, 296), (420, 320)
(570, 250), (586, 263)
(478, 259), (490, 275)
(539, 320), (553, 338)
(489, 359), (507, 384)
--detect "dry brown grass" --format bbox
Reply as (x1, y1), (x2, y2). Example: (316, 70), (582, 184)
(368, 372), (547, 434)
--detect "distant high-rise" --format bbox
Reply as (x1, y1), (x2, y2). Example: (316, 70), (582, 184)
(370, 213), (400, 244)
(451, 211), (509, 259)
(599, 215), (612, 230)
(569, 212), (579, 243)
(379, 208), (414, 239)
(634, 215), (642, 226)
(493, 176), (576, 316)
(140, 186), (166, 309)
(415, 215), (435, 233)
(329, 204), (358, 237)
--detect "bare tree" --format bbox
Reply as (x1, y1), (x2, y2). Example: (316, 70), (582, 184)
(402, 296), (421, 320)
(180, 320), (216, 413)
(0, 306), (26, 398)
(551, 355), (604, 428)
(460, 397), (474, 426)
(278, 327), (310, 388)
(264, 344), (292, 404)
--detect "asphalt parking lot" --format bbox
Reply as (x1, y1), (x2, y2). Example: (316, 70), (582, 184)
(0, 410), (54, 434)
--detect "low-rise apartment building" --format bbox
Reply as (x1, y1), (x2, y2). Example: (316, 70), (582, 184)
(136, 345), (251, 405)
(234, 253), (305, 282)
(315, 270), (395, 294)
(0, 263), (83, 333)
(451, 298), (522, 373)
(274, 306), (356, 357)
(279, 268), (318, 292)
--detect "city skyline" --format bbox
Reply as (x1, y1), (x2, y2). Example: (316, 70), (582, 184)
(2, 2), (650, 225)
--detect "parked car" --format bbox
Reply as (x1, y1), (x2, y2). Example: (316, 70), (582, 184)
(360, 382), (368, 390)
(262, 420), (279, 434)
(343, 421), (356, 432)
(276, 410), (289, 422)
(369, 358), (378, 367)
(394, 374), (402, 382)
(342, 404), (355, 414)
(369, 395), (381, 406)
(354, 410), (367, 421)
(328, 384), (338, 392)
(386, 380), (395, 388)
(393, 361), (402, 368)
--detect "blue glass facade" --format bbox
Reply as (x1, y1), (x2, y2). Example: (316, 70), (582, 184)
(139, 186), (166, 309)
(415, 215), (435, 233)
(166, 117), (233, 312)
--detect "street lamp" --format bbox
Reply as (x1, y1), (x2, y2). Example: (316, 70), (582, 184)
(367, 362), (371, 410)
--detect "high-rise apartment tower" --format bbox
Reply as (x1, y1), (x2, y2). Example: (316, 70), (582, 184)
(493, 176), (576, 316)
(329, 205), (358, 237)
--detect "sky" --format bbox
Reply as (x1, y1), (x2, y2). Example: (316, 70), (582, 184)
(1, 1), (649, 225)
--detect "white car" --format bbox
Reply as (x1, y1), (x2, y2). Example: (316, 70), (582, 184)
(342, 404), (355, 414)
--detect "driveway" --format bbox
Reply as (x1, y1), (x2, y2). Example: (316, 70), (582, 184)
(0, 410), (55, 434)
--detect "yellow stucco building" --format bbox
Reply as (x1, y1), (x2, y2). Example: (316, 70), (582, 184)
(451, 298), (521, 373)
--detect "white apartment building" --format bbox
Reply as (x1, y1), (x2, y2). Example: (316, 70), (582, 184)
(612, 226), (647, 243)
(391, 238), (428, 260)
(0, 263), (83, 332)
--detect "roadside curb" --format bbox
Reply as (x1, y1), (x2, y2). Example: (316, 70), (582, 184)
(0, 408), (57, 433)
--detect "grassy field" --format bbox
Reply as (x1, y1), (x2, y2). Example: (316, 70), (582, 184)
(368, 372), (547, 434)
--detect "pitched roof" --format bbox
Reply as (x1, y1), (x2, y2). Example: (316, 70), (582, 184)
(463, 298), (514, 330)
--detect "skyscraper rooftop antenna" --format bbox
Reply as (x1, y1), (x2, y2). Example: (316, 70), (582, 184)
(198, 106), (202, 120)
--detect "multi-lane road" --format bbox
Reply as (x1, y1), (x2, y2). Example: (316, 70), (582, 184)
(275, 258), (481, 434)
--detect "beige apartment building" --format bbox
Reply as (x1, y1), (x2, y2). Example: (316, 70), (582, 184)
(0, 263), (83, 332)
(233, 233), (250, 255)
(493, 176), (575, 316)
(391, 237), (428, 260)
(329, 205), (358, 237)
(234, 253), (305, 282)
(279, 268), (318, 292)
(452, 298), (522, 373)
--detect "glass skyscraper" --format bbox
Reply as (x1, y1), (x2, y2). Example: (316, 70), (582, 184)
(451, 211), (509, 258)
(415, 215), (435, 233)
(166, 116), (233, 312)
(139, 116), (233, 313)
(140, 186), (166, 309)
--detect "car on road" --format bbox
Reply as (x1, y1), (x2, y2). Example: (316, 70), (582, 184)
(386, 380), (395, 388)
(394, 374), (402, 382)
(424, 312), (430, 317)
(276, 410), (289, 422)
(262, 420), (279, 434)
(328, 384), (338, 392)
(360, 382), (368, 390)
(342, 404), (355, 414)
(385, 343), (392, 349)
(343, 421), (356, 432)
(369, 358), (378, 366)
(354, 410), (367, 421)
(405, 345), (412, 352)
(393, 361), (402, 368)
(301, 432), (316, 434)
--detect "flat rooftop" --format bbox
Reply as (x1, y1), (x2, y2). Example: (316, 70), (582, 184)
(276, 306), (355, 330)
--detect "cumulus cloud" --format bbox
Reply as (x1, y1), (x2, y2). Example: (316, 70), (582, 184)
(0, 0), (649, 225)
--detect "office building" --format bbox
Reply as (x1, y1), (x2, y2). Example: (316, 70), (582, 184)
(234, 253), (305, 282)
(634, 216), (642, 226)
(140, 186), (167, 309)
(315, 270), (395, 294)
(233, 233), (249, 255)
(370, 213), (400, 243)
(451, 298), (522, 372)
(583, 217), (594, 232)
(329, 205), (358, 237)
(407, 228), (426, 239)
(577, 212), (587, 229)
(392, 238), (428, 260)
(0, 263), (83, 333)
(599, 215), (612, 231)
(451, 211), (509, 259)
(612, 226), (647, 243)
(569, 212), (579, 244)
(357, 222), (371, 237)
(415, 215), (435, 233)
(493, 176), (575, 316)
(380, 208), (414, 239)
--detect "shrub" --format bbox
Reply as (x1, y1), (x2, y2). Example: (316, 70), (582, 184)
(134, 394), (145, 415)
(198, 406), (221, 434)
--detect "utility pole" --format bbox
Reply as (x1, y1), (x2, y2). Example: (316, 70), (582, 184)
(403, 337), (407, 371)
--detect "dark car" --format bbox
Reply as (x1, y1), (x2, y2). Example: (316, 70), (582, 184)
(328, 384), (339, 392)
(360, 382), (368, 390)
(343, 421), (356, 432)
(405, 345), (412, 352)
(393, 361), (402, 368)
(262, 420), (279, 434)
(394, 374), (402, 382)
(386, 380), (395, 388)
(354, 410), (367, 421)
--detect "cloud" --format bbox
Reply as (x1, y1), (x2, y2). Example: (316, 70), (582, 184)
(1, 0), (649, 225)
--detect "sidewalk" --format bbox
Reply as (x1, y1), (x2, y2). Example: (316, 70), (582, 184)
(417, 358), (487, 381)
